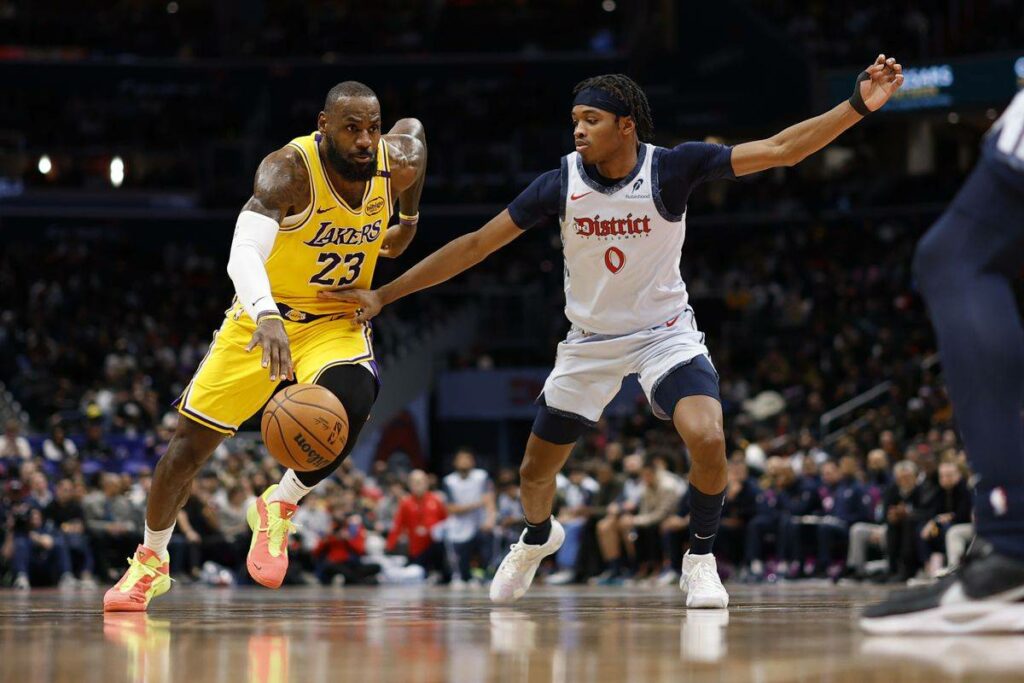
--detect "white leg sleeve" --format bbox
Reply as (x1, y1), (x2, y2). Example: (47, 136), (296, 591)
(227, 210), (280, 322)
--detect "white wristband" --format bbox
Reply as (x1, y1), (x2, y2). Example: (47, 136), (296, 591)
(227, 210), (279, 323)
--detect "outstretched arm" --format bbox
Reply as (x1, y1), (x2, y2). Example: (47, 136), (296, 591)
(731, 54), (903, 177)
(380, 118), (427, 258)
(318, 209), (524, 322)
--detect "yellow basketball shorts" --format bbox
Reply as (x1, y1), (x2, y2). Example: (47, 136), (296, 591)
(174, 309), (376, 436)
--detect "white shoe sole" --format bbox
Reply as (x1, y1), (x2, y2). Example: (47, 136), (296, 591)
(860, 602), (1024, 635)
(489, 522), (565, 604)
(686, 592), (729, 609)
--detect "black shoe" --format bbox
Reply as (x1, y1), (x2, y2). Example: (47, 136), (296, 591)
(860, 541), (1024, 634)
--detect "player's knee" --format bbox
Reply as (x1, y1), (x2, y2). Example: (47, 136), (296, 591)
(687, 428), (726, 462)
(160, 430), (218, 477)
(519, 455), (554, 488)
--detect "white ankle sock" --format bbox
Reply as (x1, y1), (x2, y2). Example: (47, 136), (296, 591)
(144, 523), (174, 561)
(269, 469), (313, 505)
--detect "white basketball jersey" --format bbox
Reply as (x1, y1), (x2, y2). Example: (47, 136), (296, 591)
(559, 143), (688, 335)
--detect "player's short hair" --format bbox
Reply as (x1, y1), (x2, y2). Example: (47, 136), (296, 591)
(325, 81), (378, 109)
(572, 74), (654, 142)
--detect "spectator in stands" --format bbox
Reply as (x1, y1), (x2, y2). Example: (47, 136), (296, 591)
(442, 449), (495, 586)
(26, 471), (53, 508)
(0, 420), (31, 460)
(314, 497), (379, 586)
(717, 458), (760, 570)
(575, 462), (623, 581)
(814, 458), (872, 577)
(12, 505), (74, 589)
(84, 472), (141, 579)
(597, 457), (681, 581)
(549, 463), (594, 584)
(493, 469), (524, 567)
(79, 420), (115, 467)
(44, 478), (96, 587)
(387, 469), (448, 580)
(884, 460), (922, 581)
(42, 420), (78, 464)
(918, 461), (972, 576)
(374, 479), (406, 535)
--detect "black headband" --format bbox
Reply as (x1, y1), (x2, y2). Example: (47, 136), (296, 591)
(572, 87), (631, 117)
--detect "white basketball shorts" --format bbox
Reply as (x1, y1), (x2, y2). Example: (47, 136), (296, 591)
(540, 307), (714, 424)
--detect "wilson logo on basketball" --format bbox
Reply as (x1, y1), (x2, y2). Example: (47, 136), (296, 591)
(573, 214), (652, 238)
(293, 433), (330, 468)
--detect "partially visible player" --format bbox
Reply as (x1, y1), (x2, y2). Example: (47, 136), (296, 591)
(103, 81), (427, 611)
(862, 90), (1024, 634)
(325, 57), (903, 606)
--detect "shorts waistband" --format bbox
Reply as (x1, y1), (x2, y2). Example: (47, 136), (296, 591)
(276, 302), (343, 324)
(570, 308), (691, 340)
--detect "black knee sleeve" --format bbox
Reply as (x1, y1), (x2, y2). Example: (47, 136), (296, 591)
(295, 364), (378, 487)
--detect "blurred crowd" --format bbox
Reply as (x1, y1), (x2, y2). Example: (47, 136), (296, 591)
(1, 409), (971, 590)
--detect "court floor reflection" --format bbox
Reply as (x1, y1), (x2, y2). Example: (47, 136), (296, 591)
(1, 584), (1023, 682)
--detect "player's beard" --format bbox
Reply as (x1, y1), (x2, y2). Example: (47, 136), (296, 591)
(324, 136), (377, 182)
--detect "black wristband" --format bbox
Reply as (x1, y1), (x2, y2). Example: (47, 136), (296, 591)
(848, 71), (872, 116)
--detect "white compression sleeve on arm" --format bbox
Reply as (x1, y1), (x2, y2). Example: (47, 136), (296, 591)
(226, 210), (280, 322)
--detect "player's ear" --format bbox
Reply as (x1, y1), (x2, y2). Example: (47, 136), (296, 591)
(619, 115), (635, 139)
(316, 111), (327, 134)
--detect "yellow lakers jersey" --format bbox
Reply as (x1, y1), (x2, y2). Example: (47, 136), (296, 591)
(263, 132), (393, 315)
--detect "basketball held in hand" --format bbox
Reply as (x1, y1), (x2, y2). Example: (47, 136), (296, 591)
(261, 384), (348, 472)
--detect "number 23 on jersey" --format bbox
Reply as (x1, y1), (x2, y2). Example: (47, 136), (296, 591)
(310, 251), (365, 287)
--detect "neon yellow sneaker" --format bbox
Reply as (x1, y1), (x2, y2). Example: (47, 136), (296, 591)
(246, 485), (298, 589)
(103, 545), (172, 612)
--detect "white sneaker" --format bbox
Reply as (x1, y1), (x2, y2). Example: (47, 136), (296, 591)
(14, 574), (30, 591)
(58, 573), (78, 591)
(490, 518), (565, 604)
(680, 552), (729, 608)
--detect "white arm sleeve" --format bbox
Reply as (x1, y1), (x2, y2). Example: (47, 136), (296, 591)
(226, 210), (280, 323)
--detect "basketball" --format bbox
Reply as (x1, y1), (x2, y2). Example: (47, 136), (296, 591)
(261, 384), (349, 472)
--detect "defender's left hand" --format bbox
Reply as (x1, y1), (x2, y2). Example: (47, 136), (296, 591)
(860, 54), (904, 112)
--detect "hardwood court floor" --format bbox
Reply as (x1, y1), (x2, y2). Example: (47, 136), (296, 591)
(1, 583), (1022, 683)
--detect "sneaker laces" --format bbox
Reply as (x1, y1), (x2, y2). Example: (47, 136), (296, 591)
(497, 542), (542, 579)
(259, 510), (299, 557)
(689, 560), (722, 590)
(123, 555), (173, 587)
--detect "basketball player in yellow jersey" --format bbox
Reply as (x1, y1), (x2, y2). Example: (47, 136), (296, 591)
(104, 81), (427, 611)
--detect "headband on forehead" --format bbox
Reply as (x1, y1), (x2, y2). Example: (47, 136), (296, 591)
(572, 87), (631, 117)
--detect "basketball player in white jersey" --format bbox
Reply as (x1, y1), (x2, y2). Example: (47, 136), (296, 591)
(323, 56), (903, 607)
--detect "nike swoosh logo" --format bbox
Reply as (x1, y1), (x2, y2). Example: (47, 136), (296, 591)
(570, 191), (593, 201)
(315, 206), (333, 214)
(694, 533), (716, 540)
(252, 562), (262, 571)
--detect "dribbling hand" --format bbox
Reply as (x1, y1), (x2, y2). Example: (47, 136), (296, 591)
(317, 288), (384, 324)
(246, 316), (295, 381)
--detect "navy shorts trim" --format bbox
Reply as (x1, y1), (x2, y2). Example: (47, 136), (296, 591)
(531, 394), (592, 444)
(651, 354), (721, 420)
